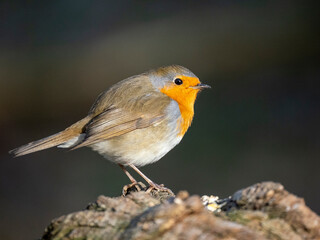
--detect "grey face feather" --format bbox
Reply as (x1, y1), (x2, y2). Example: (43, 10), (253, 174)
(148, 65), (198, 90)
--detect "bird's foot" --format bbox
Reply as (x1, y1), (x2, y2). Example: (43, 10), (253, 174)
(122, 181), (147, 196)
(146, 183), (175, 196)
(122, 181), (175, 198)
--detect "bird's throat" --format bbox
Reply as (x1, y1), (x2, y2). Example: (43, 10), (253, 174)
(160, 86), (198, 136)
(177, 104), (194, 136)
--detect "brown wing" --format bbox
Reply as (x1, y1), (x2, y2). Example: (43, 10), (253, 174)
(72, 93), (171, 149)
(72, 107), (164, 149)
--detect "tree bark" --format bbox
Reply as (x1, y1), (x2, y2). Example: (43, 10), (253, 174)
(41, 182), (320, 240)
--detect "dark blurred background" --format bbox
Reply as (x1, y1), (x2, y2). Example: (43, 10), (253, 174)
(1, 1), (319, 239)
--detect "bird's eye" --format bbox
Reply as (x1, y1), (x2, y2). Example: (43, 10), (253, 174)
(174, 78), (183, 85)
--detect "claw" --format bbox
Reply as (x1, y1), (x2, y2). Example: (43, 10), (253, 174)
(122, 181), (147, 196)
(146, 183), (174, 195)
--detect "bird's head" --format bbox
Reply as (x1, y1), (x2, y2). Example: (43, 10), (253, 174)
(149, 65), (210, 110)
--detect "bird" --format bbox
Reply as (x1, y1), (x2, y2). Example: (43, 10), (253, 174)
(9, 65), (210, 193)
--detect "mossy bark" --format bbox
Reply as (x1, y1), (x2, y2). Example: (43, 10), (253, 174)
(41, 182), (320, 240)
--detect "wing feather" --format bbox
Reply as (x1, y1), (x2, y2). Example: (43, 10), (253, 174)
(72, 76), (172, 149)
(72, 106), (167, 149)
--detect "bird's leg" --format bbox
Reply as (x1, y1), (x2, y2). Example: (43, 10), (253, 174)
(118, 164), (145, 195)
(119, 164), (137, 183)
(128, 164), (174, 195)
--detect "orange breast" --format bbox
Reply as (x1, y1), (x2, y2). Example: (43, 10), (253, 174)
(160, 76), (200, 136)
(177, 103), (195, 136)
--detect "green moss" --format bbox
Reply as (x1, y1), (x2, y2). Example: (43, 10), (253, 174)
(226, 210), (251, 225)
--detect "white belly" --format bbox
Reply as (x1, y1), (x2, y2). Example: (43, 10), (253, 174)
(91, 128), (182, 167)
(90, 100), (183, 167)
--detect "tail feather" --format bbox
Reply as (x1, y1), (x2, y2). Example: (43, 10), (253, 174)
(9, 116), (90, 157)
(9, 131), (75, 157)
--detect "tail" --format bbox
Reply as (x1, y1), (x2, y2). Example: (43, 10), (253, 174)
(9, 117), (90, 157)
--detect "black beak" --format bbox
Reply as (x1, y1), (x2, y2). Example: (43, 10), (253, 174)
(192, 83), (211, 89)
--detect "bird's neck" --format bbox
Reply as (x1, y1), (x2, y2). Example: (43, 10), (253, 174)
(160, 86), (198, 136)
(177, 103), (195, 136)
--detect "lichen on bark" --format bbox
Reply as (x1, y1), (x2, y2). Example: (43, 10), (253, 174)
(41, 182), (320, 240)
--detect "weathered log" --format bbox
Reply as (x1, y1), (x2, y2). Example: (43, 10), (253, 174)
(41, 182), (320, 240)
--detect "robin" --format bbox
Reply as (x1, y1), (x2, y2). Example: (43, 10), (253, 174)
(9, 65), (210, 193)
